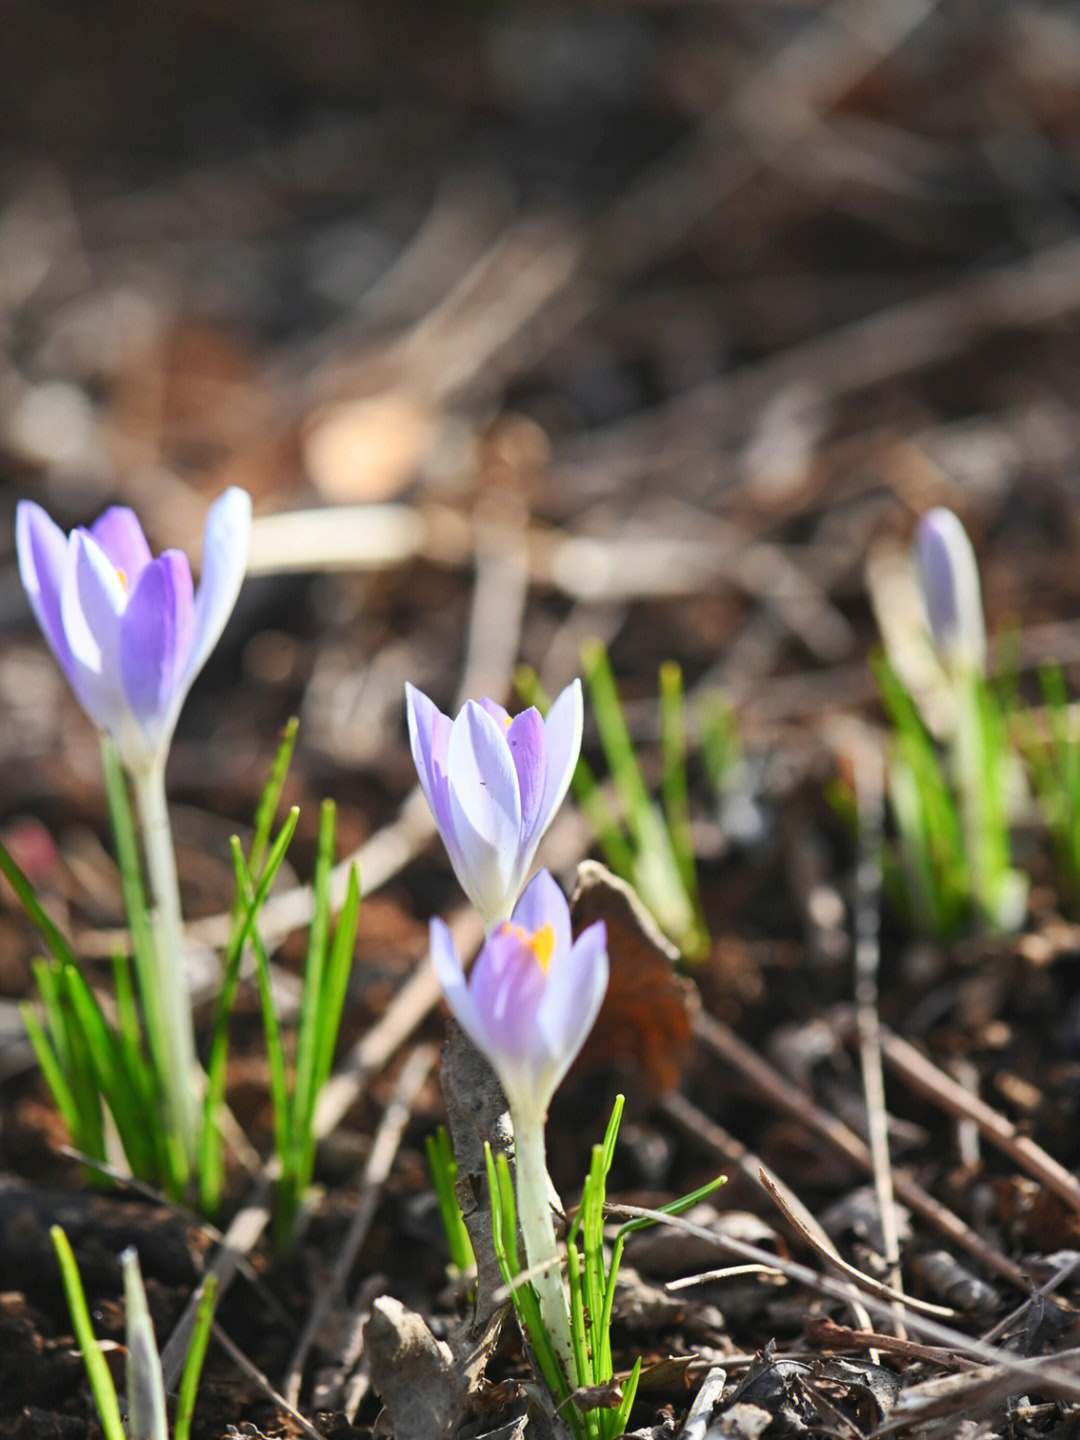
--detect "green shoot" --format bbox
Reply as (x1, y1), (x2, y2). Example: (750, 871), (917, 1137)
(51, 1227), (125, 1440)
(518, 648), (711, 960)
(233, 800), (361, 1247)
(875, 652), (1027, 936)
(51, 1228), (218, 1440)
(426, 1126), (477, 1277)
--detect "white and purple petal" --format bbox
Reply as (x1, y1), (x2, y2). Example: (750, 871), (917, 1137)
(513, 870), (572, 956)
(406, 683), (451, 814)
(532, 680), (583, 842)
(63, 530), (128, 734)
(915, 508), (986, 673)
(446, 701), (522, 922)
(88, 507), (153, 584)
(15, 502), (74, 676)
(15, 489), (250, 775)
(538, 922), (608, 1076)
(182, 486), (251, 690)
(121, 552), (195, 724)
(505, 708), (546, 839)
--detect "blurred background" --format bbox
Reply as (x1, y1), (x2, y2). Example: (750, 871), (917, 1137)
(4, 0), (1080, 883)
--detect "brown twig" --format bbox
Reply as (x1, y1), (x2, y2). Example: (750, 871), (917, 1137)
(210, 1320), (328, 1440)
(627, 1204), (1080, 1404)
(659, 1090), (873, 1333)
(758, 1169), (955, 1319)
(694, 1011), (1031, 1291)
(876, 1027), (1080, 1217)
(806, 1315), (979, 1371)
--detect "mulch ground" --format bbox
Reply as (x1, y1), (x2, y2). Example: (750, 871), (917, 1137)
(5, 3), (1080, 1436)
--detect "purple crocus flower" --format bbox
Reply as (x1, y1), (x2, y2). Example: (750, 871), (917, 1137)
(915, 507), (986, 675)
(430, 869), (608, 1122)
(406, 679), (583, 929)
(16, 488), (251, 774)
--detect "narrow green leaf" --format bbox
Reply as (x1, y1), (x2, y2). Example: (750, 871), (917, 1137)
(51, 1227), (125, 1440)
(200, 807), (299, 1211)
(249, 718), (300, 882)
(175, 1274), (218, 1440)
(20, 999), (84, 1142)
(291, 800), (337, 1159)
(658, 664), (695, 900)
(310, 864), (361, 1110)
(610, 1355), (642, 1437)
(232, 841), (291, 1166)
(582, 640), (655, 851)
(0, 839), (76, 966)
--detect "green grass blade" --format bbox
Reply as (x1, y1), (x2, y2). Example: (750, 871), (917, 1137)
(0, 839), (76, 966)
(232, 841), (291, 1165)
(248, 718), (300, 881)
(59, 962), (160, 1180)
(658, 662), (698, 906)
(566, 1238), (598, 1438)
(51, 1227), (125, 1440)
(199, 807), (299, 1211)
(610, 1355), (642, 1437)
(582, 641), (655, 850)
(425, 1127), (476, 1274)
(291, 800), (336, 1152)
(306, 863), (360, 1128)
(37, 962), (107, 1160)
(20, 998), (85, 1143)
(175, 1274), (218, 1440)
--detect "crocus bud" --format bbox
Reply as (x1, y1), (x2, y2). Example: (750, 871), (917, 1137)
(406, 680), (583, 929)
(914, 507), (987, 675)
(430, 869), (607, 1124)
(16, 488), (251, 775)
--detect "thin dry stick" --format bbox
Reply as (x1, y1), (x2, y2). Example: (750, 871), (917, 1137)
(847, 724), (906, 1336)
(282, 1044), (438, 1407)
(980, 1253), (1080, 1346)
(806, 1317), (979, 1371)
(637, 1205), (1080, 1405)
(758, 1170), (955, 1319)
(658, 1090), (873, 1334)
(872, 1353), (1080, 1438)
(876, 1027), (1080, 1216)
(694, 1011), (1032, 1291)
(160, 1174), (274, 1390)
(210, 1321), (327, 1440)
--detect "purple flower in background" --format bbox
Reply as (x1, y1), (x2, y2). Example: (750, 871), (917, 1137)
(406, 679), (583, 928)
(430, 869), (608, 1121)
(17, 488), (251, 774)
(915, 507), (986, 675)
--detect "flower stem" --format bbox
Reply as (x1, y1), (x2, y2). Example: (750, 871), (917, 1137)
(131, 758), (202, 1172)
(513, 1107), (574, 1378)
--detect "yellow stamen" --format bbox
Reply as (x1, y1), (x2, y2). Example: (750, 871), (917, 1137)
(501, 920), (556, 972)
(116, 567), (128, 591)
